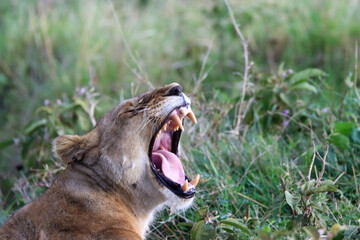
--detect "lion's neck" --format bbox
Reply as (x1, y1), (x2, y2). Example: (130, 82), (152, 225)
(117, 170), (167, 237)
(58, 163), (166, 239)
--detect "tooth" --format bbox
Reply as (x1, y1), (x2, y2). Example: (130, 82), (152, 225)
(162, 124), (167, 131)
(186, 109), (197, 124)
(190, 175), (200, 188)
(156, 130), (161, 138)
(171, 114), (184, 131)
(181, 180), (189, 192)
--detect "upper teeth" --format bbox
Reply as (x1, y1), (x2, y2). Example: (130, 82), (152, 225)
(155, 107), (197, 138)
(156, 130), (161, 138)
(186, 110), (197, 124)
(171, 114), (184, 131)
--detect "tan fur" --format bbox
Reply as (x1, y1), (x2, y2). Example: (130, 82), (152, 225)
(0, 83), (194, 240)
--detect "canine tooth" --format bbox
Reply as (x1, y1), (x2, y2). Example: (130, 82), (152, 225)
(186, 109), (197, 124)
(162, 124), (167, 131)
(156, 130), (161, 138)
(190, 175), (200, 188)
(171, 114), (184, 131)
(181, 180), (189, 192)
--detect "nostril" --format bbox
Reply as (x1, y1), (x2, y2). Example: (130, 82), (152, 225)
(167, 85), (182, 96)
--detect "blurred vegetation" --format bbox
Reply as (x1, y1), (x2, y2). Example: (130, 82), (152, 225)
(1, 0), (360, 239)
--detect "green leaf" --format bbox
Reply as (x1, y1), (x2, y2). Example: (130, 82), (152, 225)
(344, 225), (360, 238)
(350, 127), (360, 144)
(289, 68), (326, 86)
(35, 106), (53, 115)
(221, 224), (235, 233)
(24, 119), (47, 135)
(328, 133), (350, 149)
(307, 183), (337, 195)
(289, 82), (318, 93)
(0, 139), (13, 150)
(333, 122), (356, 136)
(220, 218), (251, 235)
(285, 191), (295, 210)
(190, 220), (206, 240)
(76, 110), (91, 131)
(301, 179), (316, 193)
(303, 226), (320, 240)
(74, 98), (89, 112)
(279, 93), (291, 107)
(59, 102), (79, 113)
(176, 222), (193, 228)
(307, 203), (322, 210)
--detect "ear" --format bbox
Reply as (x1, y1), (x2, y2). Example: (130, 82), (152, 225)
(53, 135), (88, 164)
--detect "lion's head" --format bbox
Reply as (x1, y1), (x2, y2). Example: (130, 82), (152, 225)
(53, 83), (198, 214)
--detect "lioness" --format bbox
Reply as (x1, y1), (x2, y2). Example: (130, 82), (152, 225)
(0, 83), (199, 240)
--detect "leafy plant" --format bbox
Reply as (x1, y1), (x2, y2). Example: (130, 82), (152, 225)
(241, 66), (327, 132)
(0, 86), (100, 208)
(190, 206), (251, 240)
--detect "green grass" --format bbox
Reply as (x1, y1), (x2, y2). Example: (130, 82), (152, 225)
(0, 0), (360, 239)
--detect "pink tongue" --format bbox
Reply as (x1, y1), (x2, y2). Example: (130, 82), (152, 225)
(152, 150), (185, 185)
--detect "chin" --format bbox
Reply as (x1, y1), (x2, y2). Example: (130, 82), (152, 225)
(162, 187), (194, 213)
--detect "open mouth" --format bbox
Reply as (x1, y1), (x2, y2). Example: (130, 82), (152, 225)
(148, 104), (199, 199)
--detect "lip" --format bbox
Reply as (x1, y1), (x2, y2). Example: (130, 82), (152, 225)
(148, 104), (196, 199)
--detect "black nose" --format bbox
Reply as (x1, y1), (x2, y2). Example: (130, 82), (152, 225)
(167, 85), (182, 96)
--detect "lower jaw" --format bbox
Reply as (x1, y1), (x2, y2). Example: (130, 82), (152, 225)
(150, 164), (196, 199)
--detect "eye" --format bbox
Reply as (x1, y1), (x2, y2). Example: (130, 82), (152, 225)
(167, 85), (182, 96)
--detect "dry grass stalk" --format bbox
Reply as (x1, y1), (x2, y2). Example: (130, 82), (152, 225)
(193, 39), (214, 93)
(224, 0), (251, 134)
(352, 165), (358, 194)
(108, 0), (154, 89)
(333, 171), (346, 184)
(355, 40), (359, 100)
(307, 142), (317, 181)
(236, 192), (269, 209)
(305, 143), (329, 207)
(315, 143), (328, 188)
